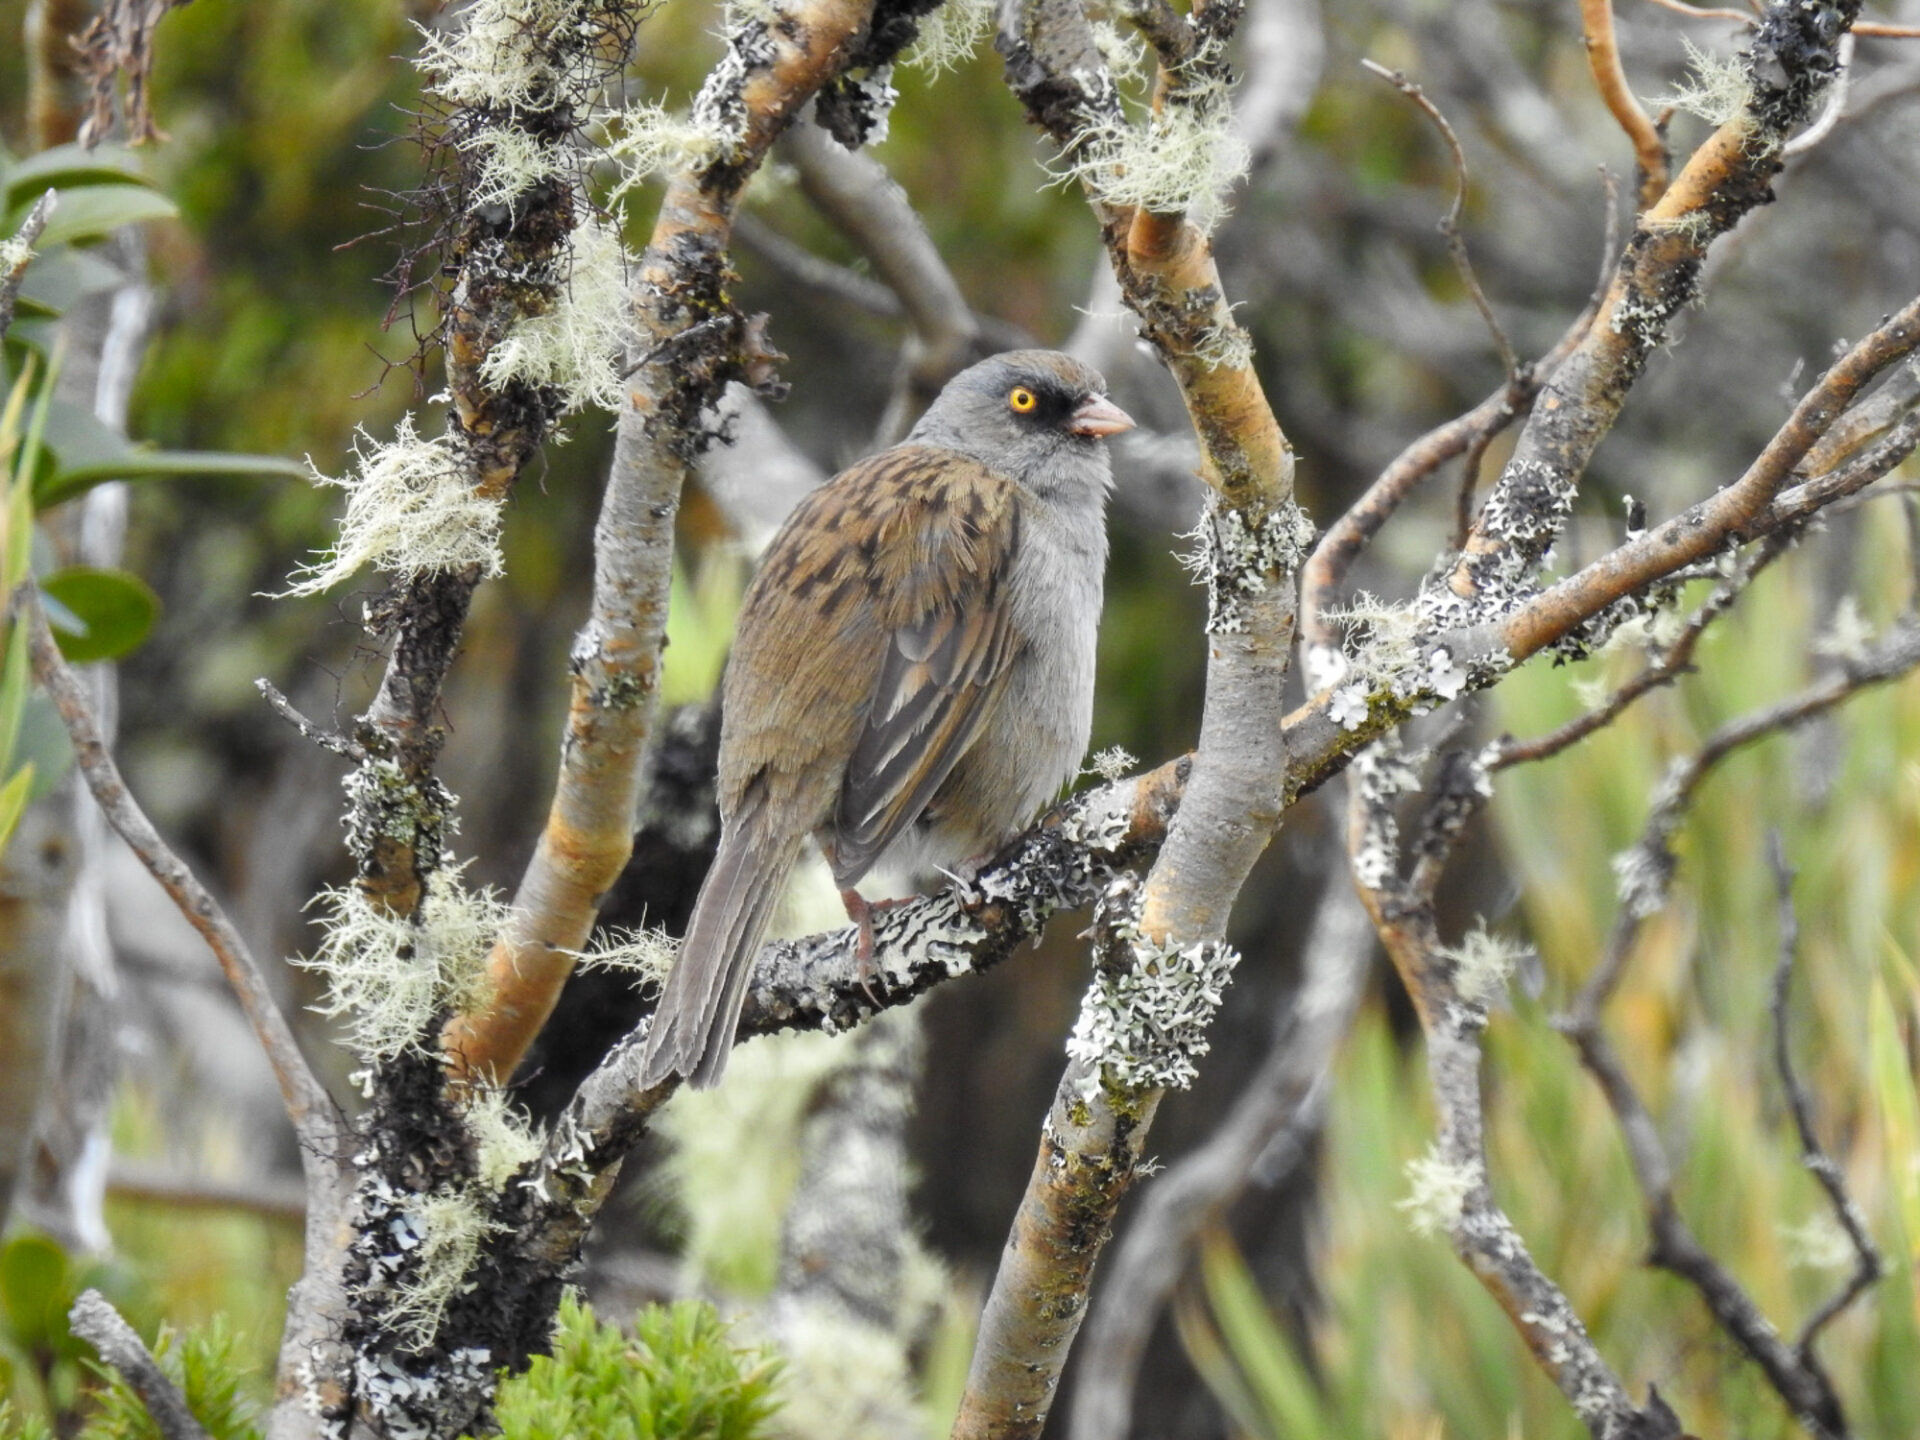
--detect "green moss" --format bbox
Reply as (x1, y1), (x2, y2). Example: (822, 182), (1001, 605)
(483, 1295), (779, 1440)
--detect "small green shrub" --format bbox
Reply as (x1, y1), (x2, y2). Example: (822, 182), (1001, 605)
(485, 1294), (779, 1440)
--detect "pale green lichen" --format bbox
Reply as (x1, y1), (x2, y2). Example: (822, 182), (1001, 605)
(607, 101), (732, 198)
(1191, 320), (1255, 373)
(464, 1086), (545, 1190)
(282, 415), (503, 595)
(571, 924), (679, 984)
(416, 0), (612, 112)
(1438, 924), (1529, 1007)
(295, 871), (510, 1062)
(1397, 1146), (1479, 1238)
(1780, 1212), (1857, 1272)
(1815, 595), (1874, 664)
(1654, 39), (1753, 127)
(1060, 99), (1251, 235)
(903, 0), (995, 73)
(1085, 745), (1138, 782)
(385, 1188), (502, 1347)
(1088, 19), (1148, 86)
(0, 233), (32, 276)
(461, 124), (571, 209)
(479, 216), (636, 412)
(1066, 877), (1239, 1098)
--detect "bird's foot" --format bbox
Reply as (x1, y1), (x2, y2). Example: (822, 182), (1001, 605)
(840, 888), (909, 1008)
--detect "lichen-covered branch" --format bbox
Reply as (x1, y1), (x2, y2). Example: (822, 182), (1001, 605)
(0, 192), (56, 343)
(1346, 736), (1667, 1440)
(1299, 305), (1595, 661)
(1068, 859), (1374, 1440)
(952, 0), (1306, 1430)
(1435, 1), (1861, 624)
(445, 0), (891, 1085)
(550, 759), (1186, 1165)
(1277, 293), (1920, 796)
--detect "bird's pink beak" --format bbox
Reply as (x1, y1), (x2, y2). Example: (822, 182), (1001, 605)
(1068, 394), (1135, 438)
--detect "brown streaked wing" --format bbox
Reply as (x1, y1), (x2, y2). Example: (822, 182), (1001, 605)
(831, 453), (1024, 881)
(714, 456), (899, 822)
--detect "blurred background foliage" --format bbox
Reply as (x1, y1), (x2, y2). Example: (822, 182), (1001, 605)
(1, 0), (1919, 1436)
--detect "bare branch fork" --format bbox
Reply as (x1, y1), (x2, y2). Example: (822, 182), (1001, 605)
(1551, 622), (1920, 1439)
(1347, 730), (1662, 1438)
(1767, 838), (1884, 1371)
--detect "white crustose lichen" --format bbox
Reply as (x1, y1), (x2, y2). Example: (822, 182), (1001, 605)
(1065, 876), (1240, 1099)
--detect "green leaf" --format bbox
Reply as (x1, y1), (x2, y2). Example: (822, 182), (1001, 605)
(1869, 978), (1920, 1266)
(29, 186), (177, 250)
(1198, 1227), (1330, 1439)
(40, 567), (159, 663)
(38, 447), (308, 509)
(0, 1233), (75, 1354)
(3, 143), (152, 213)
(14, 247), (126, 321)
(0, 764), (34, 854)
(0, 619), (29, 767)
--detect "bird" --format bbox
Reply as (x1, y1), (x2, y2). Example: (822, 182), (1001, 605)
(639, 349), (1134, 1089)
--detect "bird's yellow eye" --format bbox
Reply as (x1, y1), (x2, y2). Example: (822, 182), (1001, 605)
(1008, 386), (1038, 414)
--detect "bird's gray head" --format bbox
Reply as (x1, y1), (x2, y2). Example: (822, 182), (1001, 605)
(907, 350), (1134, 500)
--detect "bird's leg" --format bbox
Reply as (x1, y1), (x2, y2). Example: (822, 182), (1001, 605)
(839, 888), (910, 1008)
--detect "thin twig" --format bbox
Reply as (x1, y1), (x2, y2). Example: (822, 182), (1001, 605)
(1583, 0), (1671, 208)
(1361, 60), (1518, 378)
(1638, 0), (1752, 22)
(21, 586), (339, 1147)
(1543, 628), (1920, 1438)
(1765, 836), (1884, 1361)
(733, 210), (904, 318)
(255, 678), (367, 762)
(69, 1290), (212, 1440)
(1345, 738), (1659, 1438)
(782, 121), (982, 443)
(1490, 535), (1788, 769)
(0, 192), (57, 344)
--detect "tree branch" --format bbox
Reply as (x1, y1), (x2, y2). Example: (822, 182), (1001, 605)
(22, 587), (339, 1152)
(1345, 737), (1666, 1438)
(445, 0), (882, 1085)
(1550, 624), (1920, 1438)
(69, 1290), (211, 1440)
(1582, 0), (1671, 208)
(0, 192), (56, 344)
(782, 119), (984, 443)
(1067, 858), (1374, 1440)
(1438, 2), (1863, 619)
(956, 0), (1309, 1428)
(1767, 838), (1884, 1364)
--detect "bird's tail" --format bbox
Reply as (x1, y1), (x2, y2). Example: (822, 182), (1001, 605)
(640, 824), (799, 1090)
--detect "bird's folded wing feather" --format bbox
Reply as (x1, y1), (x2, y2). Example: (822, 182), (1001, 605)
(831, 451), (1023, 878)
(717, 446), (1024, 883)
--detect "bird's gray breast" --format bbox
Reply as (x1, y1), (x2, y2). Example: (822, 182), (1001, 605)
(920, 484), (1108, 862)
